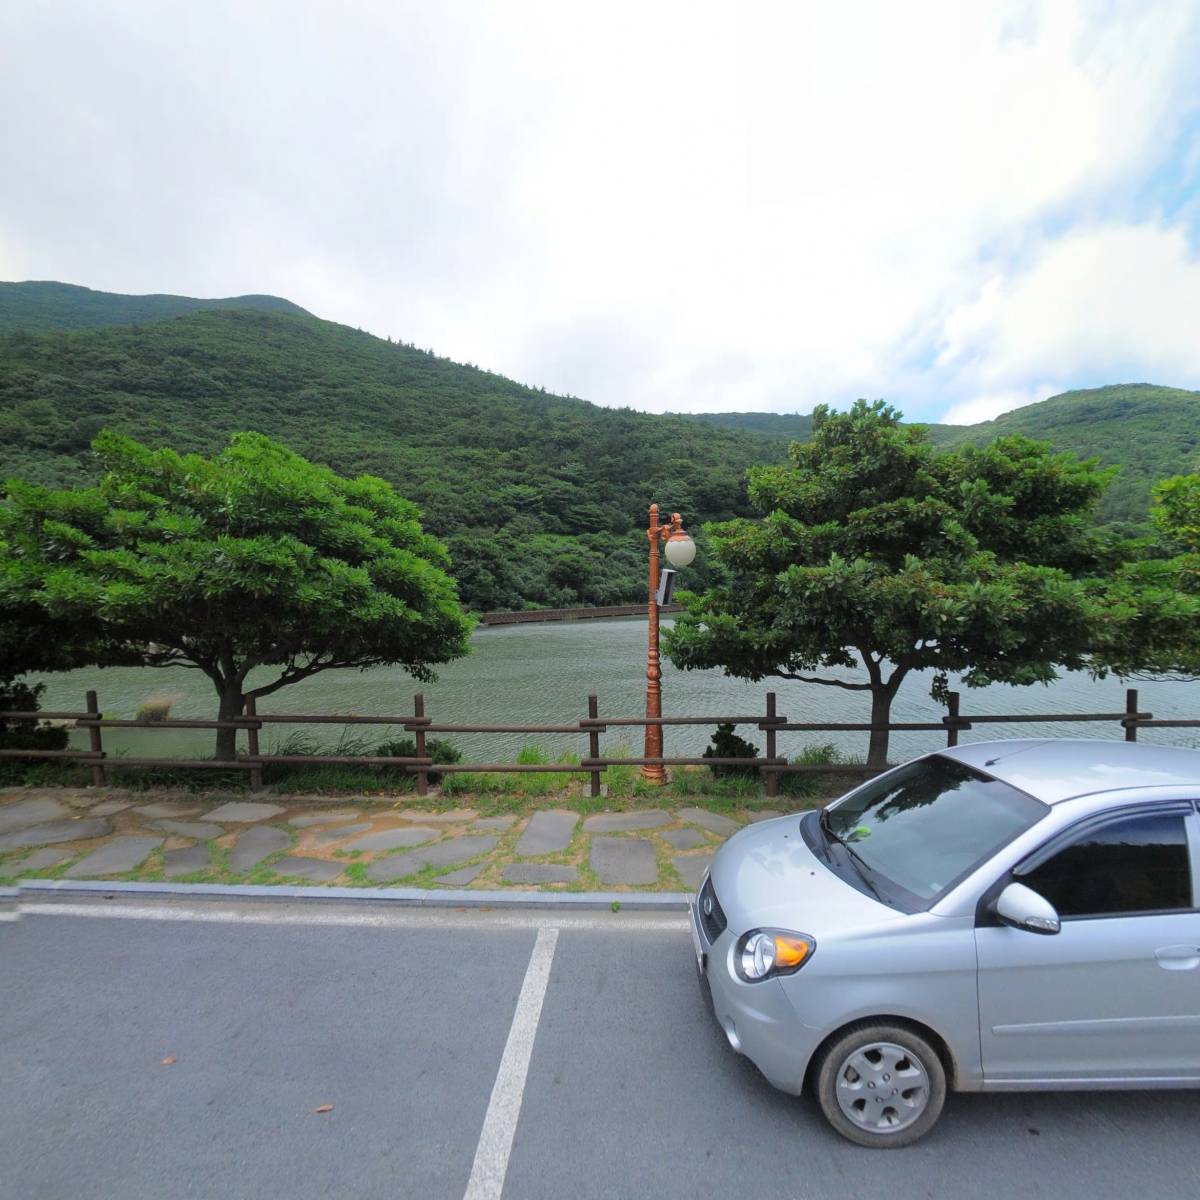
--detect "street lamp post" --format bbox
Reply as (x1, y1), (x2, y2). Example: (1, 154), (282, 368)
(643, 503), (695, 783)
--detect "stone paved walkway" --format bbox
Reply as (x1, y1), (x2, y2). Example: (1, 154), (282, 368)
(0, 786), (800, 892)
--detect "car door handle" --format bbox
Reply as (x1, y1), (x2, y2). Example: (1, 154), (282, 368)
(1155, 945), (1200, 970)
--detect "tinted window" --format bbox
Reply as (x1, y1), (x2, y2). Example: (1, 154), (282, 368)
(825, 756), (1048, 903)
(1018, 811), (1192, 917)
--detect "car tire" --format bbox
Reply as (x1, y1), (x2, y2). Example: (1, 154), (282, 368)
(813, 1021), (947, 1148)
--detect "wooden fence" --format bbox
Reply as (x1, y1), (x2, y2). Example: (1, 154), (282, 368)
(1, 687), (1189, 799)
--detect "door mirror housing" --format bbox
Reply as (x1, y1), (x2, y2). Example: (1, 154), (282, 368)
(994, 881), (1061, 935)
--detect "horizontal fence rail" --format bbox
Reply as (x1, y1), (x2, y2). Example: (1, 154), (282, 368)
(0, 686), (1170, 798)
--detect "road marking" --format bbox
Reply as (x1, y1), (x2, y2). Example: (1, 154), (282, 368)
(17, 899), (685, 933)
(463, 926), (559, 1200)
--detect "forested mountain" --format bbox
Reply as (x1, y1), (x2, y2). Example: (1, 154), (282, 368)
(0, 281), (308, 332)
(0, 304), (773, 610)
(691, 383), (1200, 525)
(2, 281), (1194, 610)
(933, 384), (1200, 525)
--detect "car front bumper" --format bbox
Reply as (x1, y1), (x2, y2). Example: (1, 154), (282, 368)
(690, 898), (820, 1096)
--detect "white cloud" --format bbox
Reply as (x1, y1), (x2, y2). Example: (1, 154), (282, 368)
(0, 0), (1198, 420)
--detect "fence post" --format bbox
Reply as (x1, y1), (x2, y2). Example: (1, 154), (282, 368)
(1125, 688), (1139, 742)
(764, 691), (779, 798)
(587, 695), (602, 797)
(945, 692), (960, 748)
(244, 696), (264, 791)
(84, 690), (106, 787)
(414, 693), (428, 796)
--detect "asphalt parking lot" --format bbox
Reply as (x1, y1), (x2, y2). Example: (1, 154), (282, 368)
(2, 898), (1198, 1200)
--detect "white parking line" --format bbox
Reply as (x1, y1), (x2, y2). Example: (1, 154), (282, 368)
(463, 926), (559, 1200)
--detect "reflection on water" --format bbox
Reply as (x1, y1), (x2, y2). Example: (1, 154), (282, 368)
(28, 618), (1200, 764)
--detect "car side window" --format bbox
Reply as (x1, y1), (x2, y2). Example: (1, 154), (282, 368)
(1017, 810), (1192, 918)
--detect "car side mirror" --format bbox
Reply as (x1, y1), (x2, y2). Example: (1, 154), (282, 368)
(994, 882), (1061, 935)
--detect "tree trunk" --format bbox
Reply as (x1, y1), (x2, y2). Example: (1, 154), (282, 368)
(214, 681), (244, 762)
(866, 686), (894, 769)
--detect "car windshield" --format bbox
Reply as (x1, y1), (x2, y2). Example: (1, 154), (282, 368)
(824, 755), (1048, 903)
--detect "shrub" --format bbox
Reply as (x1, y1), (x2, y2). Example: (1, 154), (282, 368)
(779, 741), (848, 798)
(0, 676), (69, 783)
(134, 691), (183, 721)
(703, 723), (760, 778)
(375, 736), (461, 783)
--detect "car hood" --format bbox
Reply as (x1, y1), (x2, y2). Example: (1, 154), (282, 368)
(709, 815), (905, 938)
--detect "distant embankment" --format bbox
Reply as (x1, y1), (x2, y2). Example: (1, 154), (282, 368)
(478, 604), (683, 626)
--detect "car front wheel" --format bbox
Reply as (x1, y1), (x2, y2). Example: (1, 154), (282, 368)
(813, 1022), (946, 1147)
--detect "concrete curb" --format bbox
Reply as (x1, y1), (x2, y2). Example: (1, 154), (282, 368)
(14, 878), (693, 910)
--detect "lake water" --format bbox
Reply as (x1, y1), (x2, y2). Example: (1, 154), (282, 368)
(30, 617), (1200, 764)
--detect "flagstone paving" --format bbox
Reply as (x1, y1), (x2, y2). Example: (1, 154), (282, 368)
(582, 810), (671, 833)
(134, 802), (203, 819)
(288, 809), (361, 828)
(309, 822), (371, 843)
(341, 826), (440, 852)
(502, 864), (578, 884)
(0, 799), (67, 835)
(672, 853), (713, 890)
(677, 807), (741, 836)
(149, 819), (224, 840)
(163, 845), (211, 878)
(228, 826), (291, 872)
(0, 817), (112, 852)
(515, 810), (577, 854)
(661, 828), (708, 850)
(1, 785), (811, 891)
(269, 856), (344, 883)
(17, 847), (74, 872)
(365, 835), (499, 882)
(201, 801), (285, 823)
(745, 810), (784, 823)
(590, 837), (658, 885)
(65, 836), (162, 878)
(472, 815), (517, 830)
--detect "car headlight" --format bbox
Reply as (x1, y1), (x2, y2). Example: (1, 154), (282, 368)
(735, 929), (815, 982)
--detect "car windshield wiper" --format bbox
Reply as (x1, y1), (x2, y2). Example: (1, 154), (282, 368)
(819, 808), (887, 903)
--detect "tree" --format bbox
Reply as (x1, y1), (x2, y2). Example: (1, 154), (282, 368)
(1091, 474), (1200, 680)
(665, 401), (1115, 767)
(0, 431), (473, 759)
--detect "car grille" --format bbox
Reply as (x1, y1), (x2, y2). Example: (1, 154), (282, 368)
(698, 876), (727, 944)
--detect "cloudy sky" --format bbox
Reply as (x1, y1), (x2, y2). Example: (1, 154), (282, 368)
(2, 1), (1199, 423)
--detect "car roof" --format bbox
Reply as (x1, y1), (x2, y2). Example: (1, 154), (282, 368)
(939, 739), (1200, 805)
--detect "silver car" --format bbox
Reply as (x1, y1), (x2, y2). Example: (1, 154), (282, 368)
(691, 739), (1200, 1147)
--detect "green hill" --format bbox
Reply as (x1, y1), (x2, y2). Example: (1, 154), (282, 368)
(690, 384), (1200, 525)
(0, 304), (774, 611)
(0, 280), (308, 332)
(933, 384), (1200, 524)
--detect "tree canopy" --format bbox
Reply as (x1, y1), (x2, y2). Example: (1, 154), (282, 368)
(0, 431), (472, 757)
(665, 400), (1117, 766)
(1091, 474), (1200, 681)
